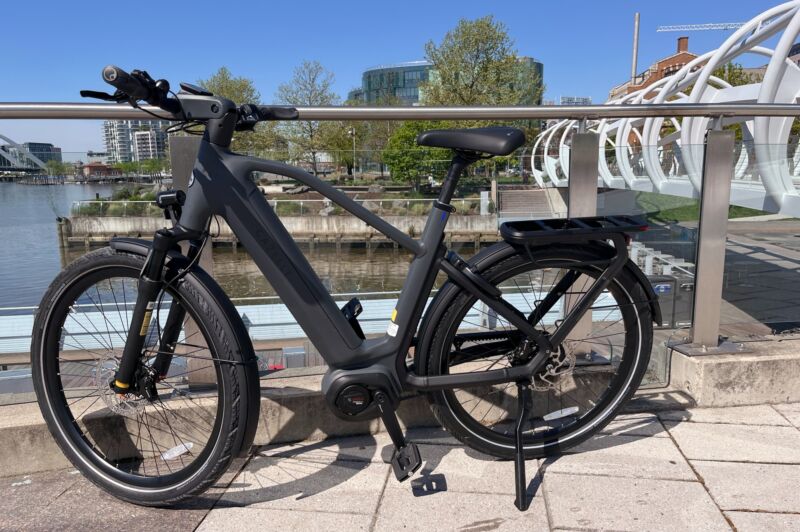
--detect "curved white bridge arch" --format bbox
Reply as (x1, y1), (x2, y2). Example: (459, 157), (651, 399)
(0, 134), (48, 171)
(533, 0), (800, 216)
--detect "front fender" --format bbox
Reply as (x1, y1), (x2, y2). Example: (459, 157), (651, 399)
(109, 237), (262, 456)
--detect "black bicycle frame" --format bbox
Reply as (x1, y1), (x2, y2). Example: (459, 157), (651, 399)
(116, 123), (625, 394)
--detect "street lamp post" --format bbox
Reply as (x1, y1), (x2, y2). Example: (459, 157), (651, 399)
(348, 127), (357, 181)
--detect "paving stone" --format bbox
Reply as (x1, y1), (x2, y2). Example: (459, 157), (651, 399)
(658, 405), (792, 426)
(24, 473), (213, 531)
(664, 421), (800, 463)
(725, 511), (800, 532)
(599, 412), (669, 438)
(408, 443), (520, 495)
(772, 402), (800, 428)
(258, 433), (385, 463)
(543, 472), (730, 531)
(541, 432), (694, 481)
(693, 461), (800, 512)
(215, 454), (390, 515)
(197, 507), (372, 531)
(374, 484), (548, 531)
(257, 427), (461, 465)
(0, 469), (80, 530)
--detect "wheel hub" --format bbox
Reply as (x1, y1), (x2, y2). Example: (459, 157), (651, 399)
(94, 355), (150, 416)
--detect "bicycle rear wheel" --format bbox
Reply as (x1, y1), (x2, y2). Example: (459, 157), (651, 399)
(421, 245), (653, 459)
(31, 247), (257, 506)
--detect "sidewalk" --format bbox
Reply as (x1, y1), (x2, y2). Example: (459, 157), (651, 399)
(4, 403), (800, 531)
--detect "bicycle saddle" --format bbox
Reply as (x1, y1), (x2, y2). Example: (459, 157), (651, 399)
(416, 126), (525, 156)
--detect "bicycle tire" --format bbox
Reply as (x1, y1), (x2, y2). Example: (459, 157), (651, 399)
(31, 247), (258, 506)
(420, 244), (653, 459)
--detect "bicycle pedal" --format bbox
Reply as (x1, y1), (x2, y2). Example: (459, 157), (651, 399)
(390, 443), (422, 482)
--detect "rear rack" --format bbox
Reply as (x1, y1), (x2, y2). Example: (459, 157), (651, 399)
(500, 215), (647, 245)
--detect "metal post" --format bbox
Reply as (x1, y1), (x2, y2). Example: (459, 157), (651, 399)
(566, 132), (600, 355)
(631, 12), (640, 83)
(689, 130), (735, 348)
(568, 132), (599, 217)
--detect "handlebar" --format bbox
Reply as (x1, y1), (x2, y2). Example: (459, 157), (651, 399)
(257, 105), (299, 120)
(95, 65), (298, 124)
(235, 104), (299, 130)
(101, 65), (181, 115)
(102, 65), (150, 101)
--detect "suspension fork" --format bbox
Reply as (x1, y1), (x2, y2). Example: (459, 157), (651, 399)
(113, 228), (200, 392)
(149, 239), (204, 379)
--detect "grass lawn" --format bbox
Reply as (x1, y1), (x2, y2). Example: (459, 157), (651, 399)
(635, 191), (765, 223)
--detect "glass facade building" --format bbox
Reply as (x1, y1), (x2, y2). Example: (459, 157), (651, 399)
(348, 61), (433, 105)
(348, 57), (544, 106)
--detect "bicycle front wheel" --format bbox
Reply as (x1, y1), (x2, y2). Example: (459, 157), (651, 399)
(31, 247), (257, 506)
(422, 245), (653, 459)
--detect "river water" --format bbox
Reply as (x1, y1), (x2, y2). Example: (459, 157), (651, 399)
(0, 182), (467, 309)
(0, 182), (115, 308)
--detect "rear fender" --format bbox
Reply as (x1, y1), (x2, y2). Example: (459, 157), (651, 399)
(413, 241), (661, 373)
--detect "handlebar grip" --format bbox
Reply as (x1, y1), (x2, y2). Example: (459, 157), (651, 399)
(102, 65), (149, 101)
(257, 105), (299, 120)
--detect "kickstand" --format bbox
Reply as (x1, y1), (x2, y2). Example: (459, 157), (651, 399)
(514, 379), (532, 511)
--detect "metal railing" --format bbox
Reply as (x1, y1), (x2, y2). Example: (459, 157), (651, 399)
(6, 101), (800, 352)
(3, 102), (800, 120)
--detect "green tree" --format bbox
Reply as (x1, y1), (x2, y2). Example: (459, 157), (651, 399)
(420, 16), (542, 107)
(141, 158), (166, 179)
(711, 62), (755, 87)
(198, 67), (283, 156)
(113, 161), (137, 177)
(319, 120), (364, 177)
(276, 60), (339, 175)
(45, 159), (67, 176)
(382, 121), (450, 191)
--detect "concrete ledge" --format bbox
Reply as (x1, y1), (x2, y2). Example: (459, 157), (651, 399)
(670, 336), (800, 406)
(7, 331), (800, 478)
(0, 374), (439, 478)
(0, 372), (695, 478)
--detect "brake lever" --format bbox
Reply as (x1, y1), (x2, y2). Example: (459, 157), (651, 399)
(80, 90), (126, 102)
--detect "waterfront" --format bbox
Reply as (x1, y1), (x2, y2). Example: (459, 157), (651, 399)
(0, 182), (114, 308)
(0, 181), (464, 309)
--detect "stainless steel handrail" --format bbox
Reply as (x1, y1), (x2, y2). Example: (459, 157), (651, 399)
(1, 102), (800, 120)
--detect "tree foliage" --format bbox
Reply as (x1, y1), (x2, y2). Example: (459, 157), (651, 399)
(385, 17), (539, 185)
(45, 159), (68, 176)
(319, 118), (365, 176)
(382, 121), (450, 190)
(421, 16), (542, 107)
(276, 60), (339, 174)
(711, 62), (756, 88)
(197, 67), (283, 156)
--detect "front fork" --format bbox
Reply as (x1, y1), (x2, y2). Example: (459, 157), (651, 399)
(112, 227), (202, 393)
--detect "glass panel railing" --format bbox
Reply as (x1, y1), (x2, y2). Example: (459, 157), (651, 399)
(719, 143), (800, 339)
(3, 136), (795, 400)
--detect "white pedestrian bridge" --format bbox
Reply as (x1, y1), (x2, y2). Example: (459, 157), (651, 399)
(531, 0), (800, 216)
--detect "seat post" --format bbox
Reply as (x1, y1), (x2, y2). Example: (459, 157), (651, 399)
(438, 152), (476, 205)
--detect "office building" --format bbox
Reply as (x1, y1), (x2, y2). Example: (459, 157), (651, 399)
(103, 120), (169, 163)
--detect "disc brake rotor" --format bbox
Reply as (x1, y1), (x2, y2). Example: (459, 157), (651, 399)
(532, 344), (576, 391)
(94, 355), (147, 417)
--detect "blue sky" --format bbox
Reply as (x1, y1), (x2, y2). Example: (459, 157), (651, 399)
(0, 0), (786, 153)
